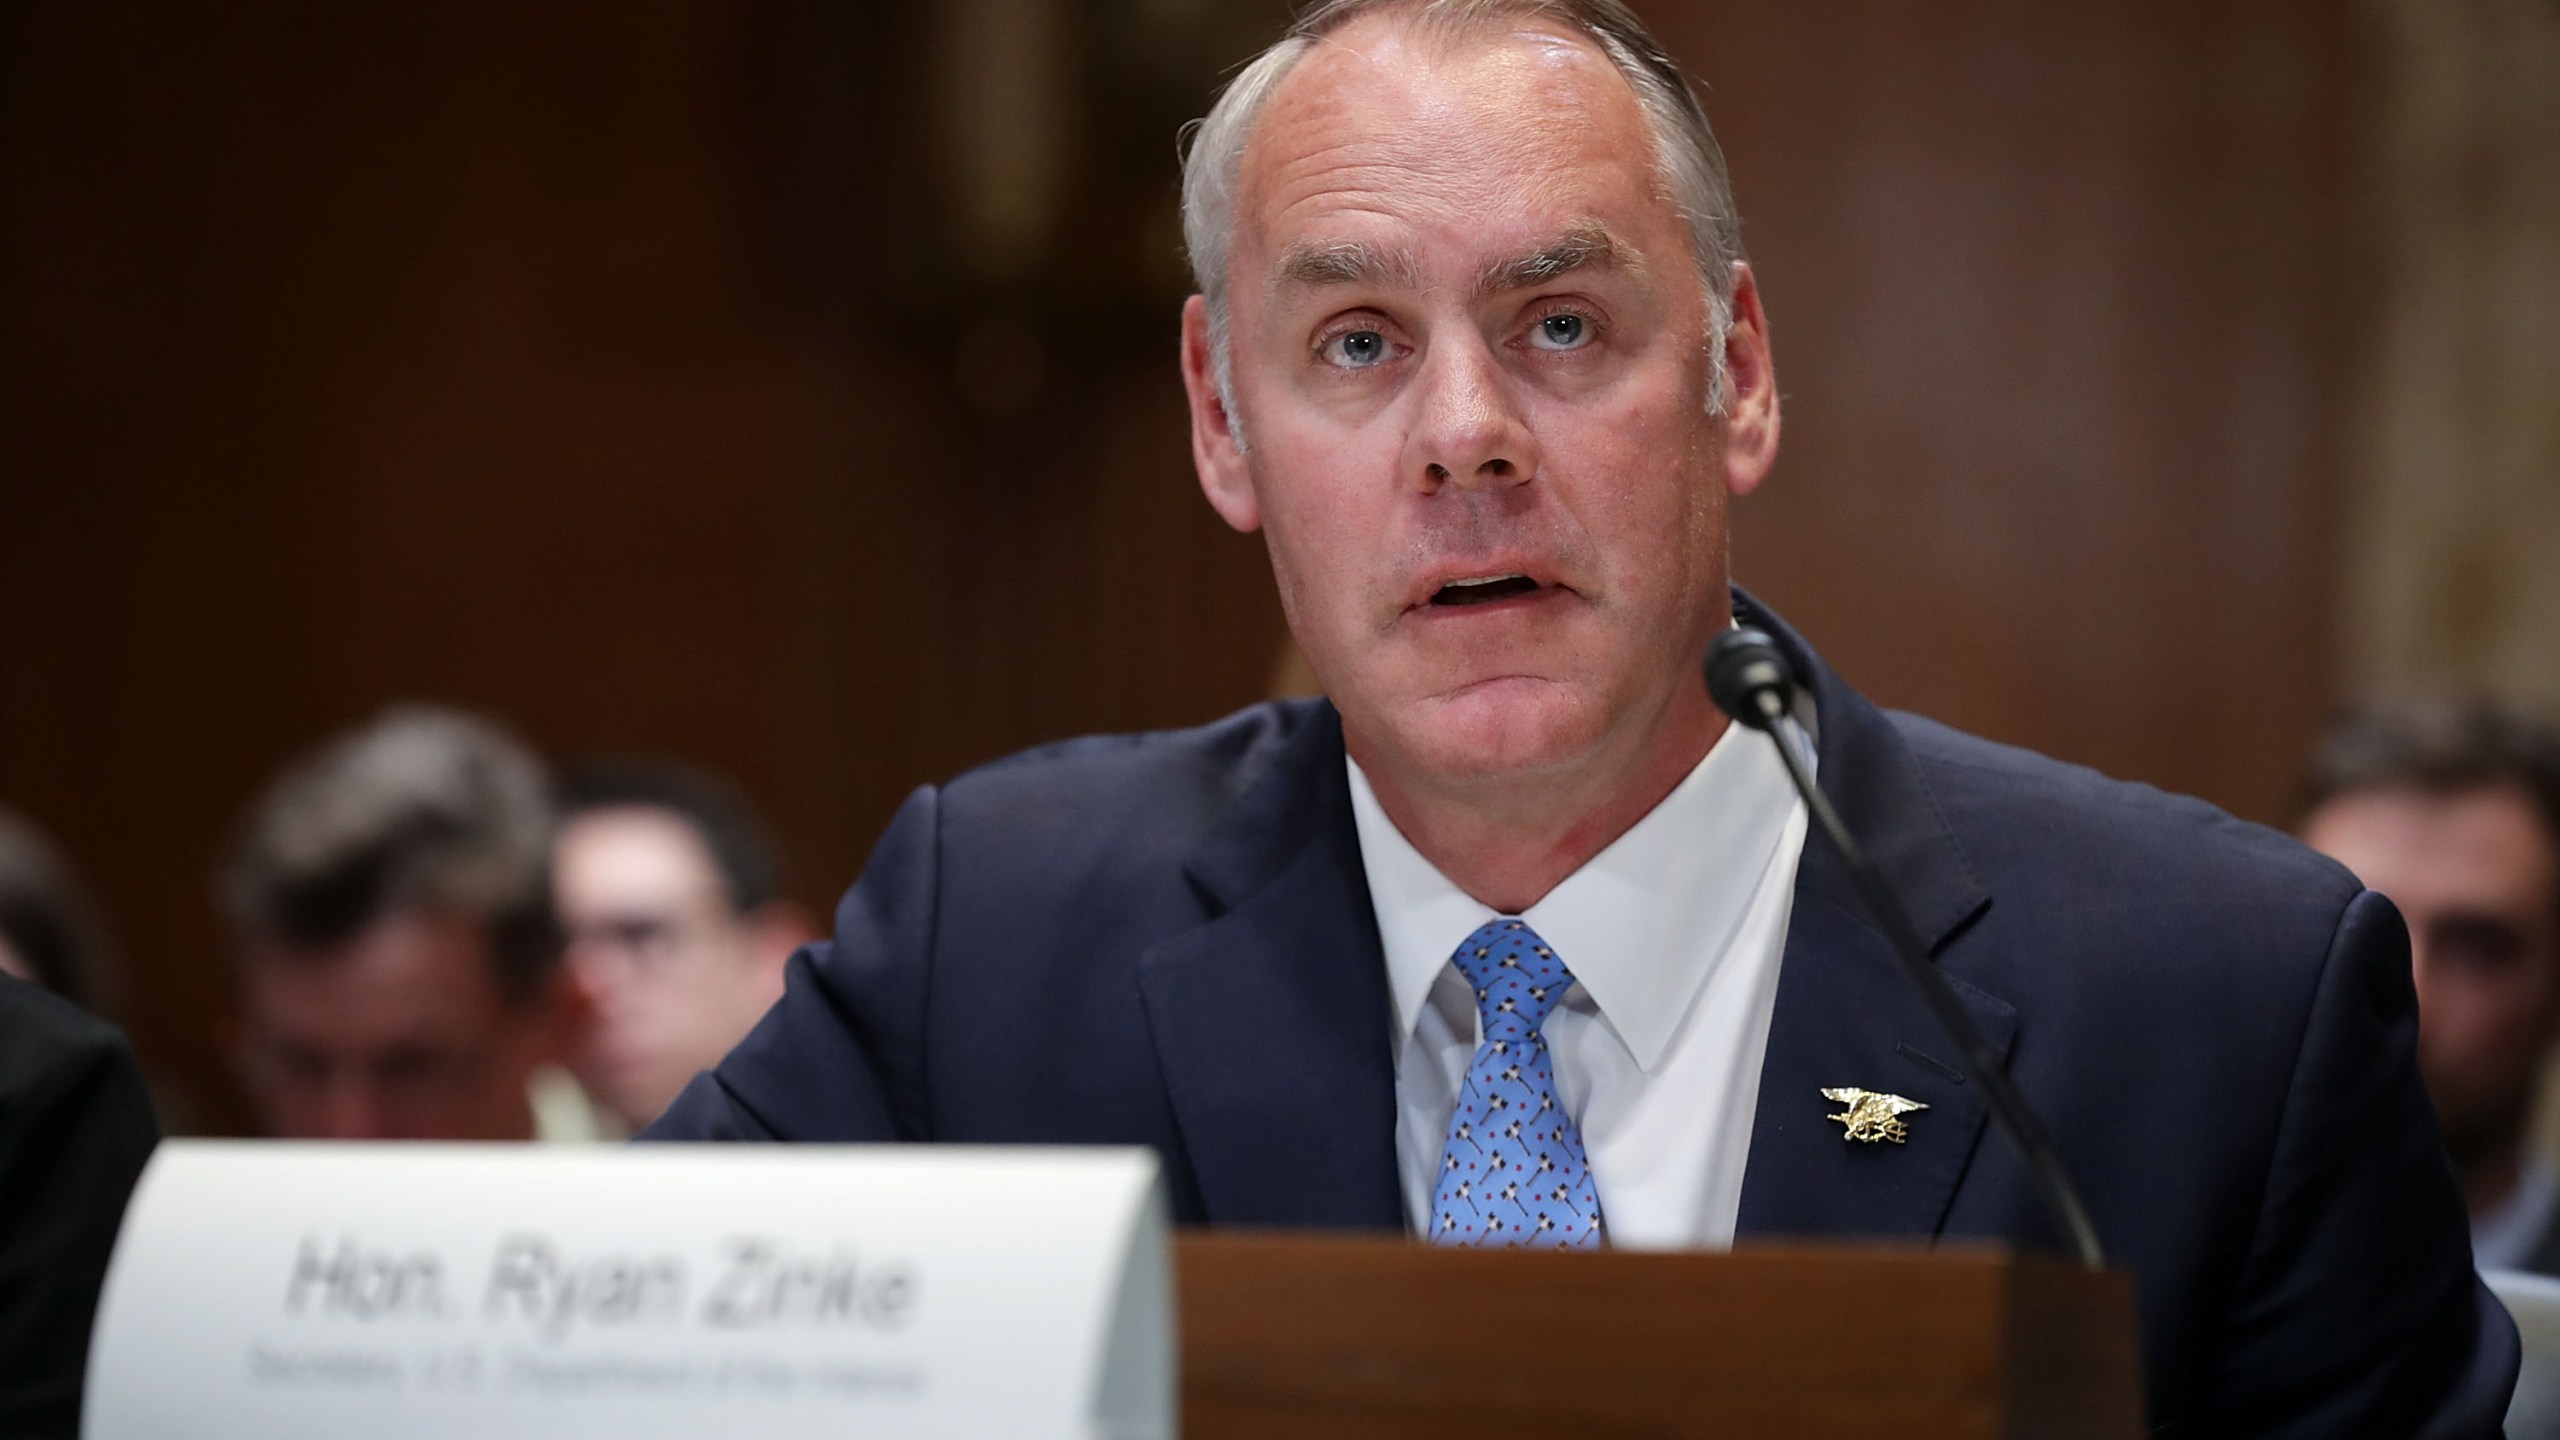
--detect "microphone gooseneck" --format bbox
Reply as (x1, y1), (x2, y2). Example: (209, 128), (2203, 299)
(1703, 628), (2108, 1271)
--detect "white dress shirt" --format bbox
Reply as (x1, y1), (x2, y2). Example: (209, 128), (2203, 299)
(2474, 1161), (2560, 1272)
(1348, 721), (1809, 1249)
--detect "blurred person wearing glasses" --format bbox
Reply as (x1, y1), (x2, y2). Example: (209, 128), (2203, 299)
(552, 762), (813, 1133)
(223, 706), (603, 1141)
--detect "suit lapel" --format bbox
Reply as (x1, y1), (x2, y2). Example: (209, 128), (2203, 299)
(1735, 840), (2012, 1238)
(1734, 594), (2010, 1242)
(1129, 602), (2018, 1241)
(1136, 705), (1404, 1229)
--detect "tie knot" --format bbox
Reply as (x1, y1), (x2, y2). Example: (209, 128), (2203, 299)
(1450, 918), (1574, 1039)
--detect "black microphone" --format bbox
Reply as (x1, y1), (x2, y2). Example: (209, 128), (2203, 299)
(1703, 628), (1797, 730)
(1705, 627), (2107, 1271)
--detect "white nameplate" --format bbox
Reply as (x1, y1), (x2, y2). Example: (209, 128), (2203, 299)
(83, 1142), (1172, 1440)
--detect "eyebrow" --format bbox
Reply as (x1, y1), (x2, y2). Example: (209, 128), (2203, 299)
(1272, 239), (1425, 293)
(1270, 223), (1633, 301)
(1476, 224), (1628, 296)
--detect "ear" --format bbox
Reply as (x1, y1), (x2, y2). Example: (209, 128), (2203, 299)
(1717, 261), (1780, 499)
(1182, 294), (1261, 532)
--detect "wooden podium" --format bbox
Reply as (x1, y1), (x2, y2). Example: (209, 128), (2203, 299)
(1174, 1234), (2141, 1439)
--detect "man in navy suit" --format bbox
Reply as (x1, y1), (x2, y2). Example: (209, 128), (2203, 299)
(650, 0), (2516, 1427)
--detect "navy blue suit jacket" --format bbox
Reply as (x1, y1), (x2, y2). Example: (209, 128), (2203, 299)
(650, 598), (2517, 1434)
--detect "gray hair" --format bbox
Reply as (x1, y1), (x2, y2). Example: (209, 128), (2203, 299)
(1178, 0), (1745, 434)
(224, 705), (559, 1003)
(0, 807), (119, 1015)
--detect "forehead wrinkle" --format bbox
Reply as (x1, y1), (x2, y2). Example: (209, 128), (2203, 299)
(1251, 125), (1460, 229)
(1231, 15), (1686, 320)
(1240, 20), (1615, 217)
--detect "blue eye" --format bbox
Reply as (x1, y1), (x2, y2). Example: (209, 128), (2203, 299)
(1532, 313), (1589, 351)
(1327, 329), (1388, 367)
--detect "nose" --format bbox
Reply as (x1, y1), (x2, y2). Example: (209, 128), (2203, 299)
(1406, 332), (1538, 491)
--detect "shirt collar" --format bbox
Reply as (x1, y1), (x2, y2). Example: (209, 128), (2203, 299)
(1349, 717), (1804, 1070)
(2474, 1161), (2560, 1271)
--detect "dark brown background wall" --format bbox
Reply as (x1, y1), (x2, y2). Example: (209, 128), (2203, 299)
(0, 0), (2347, 1132)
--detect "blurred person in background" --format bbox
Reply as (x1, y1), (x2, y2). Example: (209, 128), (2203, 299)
(553, 762), (812, 1132)
(2299, 698), (2560, 1274)
(0, 805), (122, 1016)
(0, 977), (159, 1439)
(223, 705), (605, 1141)
(0, 811), (158, 1439)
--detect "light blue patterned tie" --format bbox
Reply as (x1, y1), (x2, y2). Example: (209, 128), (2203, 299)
(1428, 917), (1604, 1248)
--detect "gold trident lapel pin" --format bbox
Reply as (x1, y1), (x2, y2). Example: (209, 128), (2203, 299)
(1821, 1087), (1928, 1144)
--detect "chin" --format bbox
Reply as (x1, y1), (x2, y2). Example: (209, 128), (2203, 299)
(1388, 679), (1611, 785)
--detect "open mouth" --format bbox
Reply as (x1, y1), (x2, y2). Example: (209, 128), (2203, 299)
(1430, 574), (1544, 607)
